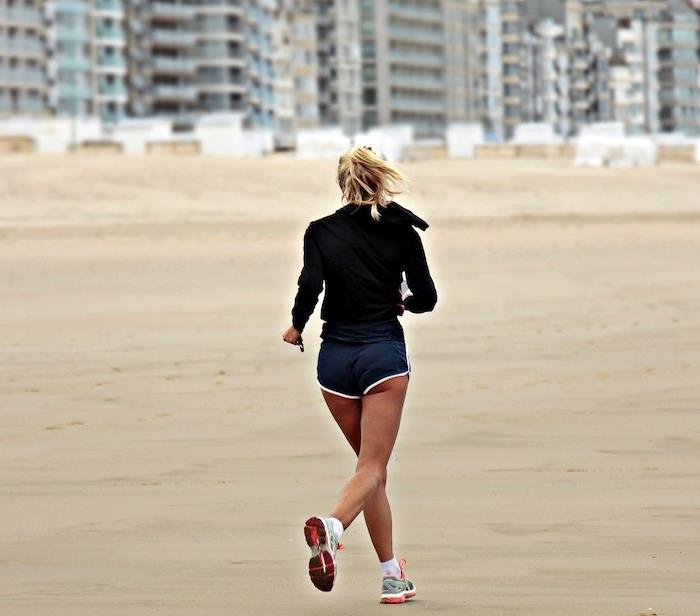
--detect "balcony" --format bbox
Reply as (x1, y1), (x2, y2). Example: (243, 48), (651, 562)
(96, 26), (126, 43)
(151, 29), (196, 47)
(95, 0), (124, 16)
(390, 96), (445, 112)
(98, 56), (128, 71)
(197, 0), (244, 14)
(56, 28), (91, 42)
(0, 6), (43, 26)
(387, 2), (442, 22)
(98, 82), (128, 97)
(388, 50), (443, 67)
(53, 0), (90, 14)
(390, 74), (444, 90)
(151, 2), (195, 20)
(152, 56), (196, 73)
(58, 56), (92, 71)
(388, 26), (444, 45)
(197, 76), (245, 93)
(152, 84), (197, 100)
(0, 69), (45, 87)
(58, 84), (93, 99)
(0, 37), (45, 56)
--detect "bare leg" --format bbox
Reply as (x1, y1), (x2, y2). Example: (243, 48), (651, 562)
(328, 376), (408, 536)
(321, 389), (398, 562)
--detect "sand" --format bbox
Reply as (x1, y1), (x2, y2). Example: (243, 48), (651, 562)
(1, 155), (699, 616)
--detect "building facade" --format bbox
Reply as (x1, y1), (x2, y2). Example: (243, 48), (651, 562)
(0, 0), (47, 116)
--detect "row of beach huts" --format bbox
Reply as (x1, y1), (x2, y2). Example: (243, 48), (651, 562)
(1, 113), (699, 166)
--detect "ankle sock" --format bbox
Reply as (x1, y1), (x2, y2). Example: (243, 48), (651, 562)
(328, 517), (344, 540)
(380, 556), (401, 578)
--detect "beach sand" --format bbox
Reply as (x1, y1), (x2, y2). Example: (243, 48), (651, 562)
(1, 156), (699, 615)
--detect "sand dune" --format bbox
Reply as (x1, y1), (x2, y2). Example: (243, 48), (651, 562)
(1, 156), (699, 615)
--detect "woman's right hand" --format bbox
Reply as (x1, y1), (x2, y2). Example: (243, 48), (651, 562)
(282, 325), (302, 345)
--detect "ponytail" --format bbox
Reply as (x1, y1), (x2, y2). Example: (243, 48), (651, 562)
(337, 146), (408, 221)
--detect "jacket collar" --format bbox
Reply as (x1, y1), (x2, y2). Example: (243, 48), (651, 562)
(337, 201), (429, 231)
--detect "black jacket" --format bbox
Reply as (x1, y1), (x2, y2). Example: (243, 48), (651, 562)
(291, 202), (437, 333)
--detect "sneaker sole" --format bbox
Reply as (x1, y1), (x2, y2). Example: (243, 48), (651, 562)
(304, 516), (336, 592)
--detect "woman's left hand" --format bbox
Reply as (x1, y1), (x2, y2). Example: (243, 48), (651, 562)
(282, 325), (302, 346)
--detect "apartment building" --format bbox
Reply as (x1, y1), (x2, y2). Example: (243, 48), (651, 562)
(523, 18), (571, 135)
(315, 0), (361, 135)
(358, 0), (445, 138)
(0, 0), (48, 116)
(124, 0), (196, 121)
(656, 0), (700, 135)
(564, 0), (613, 132)
(44, 0), (128, 123)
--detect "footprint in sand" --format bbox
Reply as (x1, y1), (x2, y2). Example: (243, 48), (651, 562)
(44, 425), (62, 431)
(65, 421), (84, 426)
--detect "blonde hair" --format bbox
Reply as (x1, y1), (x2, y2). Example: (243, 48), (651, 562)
(337, 146), (408, 221)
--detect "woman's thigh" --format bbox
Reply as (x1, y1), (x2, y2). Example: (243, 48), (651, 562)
(358, 375), (408, 468)
(321, 390), (362, 455)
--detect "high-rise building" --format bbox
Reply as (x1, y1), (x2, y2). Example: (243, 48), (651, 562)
(564, 0), (612, 132)
(45, 0), (128, 123)
(523, 18), (571, 135)
(125, 0), (197, 121)
(93, 0), (129, 124)
(273, 0), (320, 147)
(657, 0), (700, 135)
(359, 0), (446, 138)
(314, 0), (361, 135)
(0, 0), (47, 116)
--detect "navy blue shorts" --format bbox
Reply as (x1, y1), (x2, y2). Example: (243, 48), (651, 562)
(317, 339), (411, 399)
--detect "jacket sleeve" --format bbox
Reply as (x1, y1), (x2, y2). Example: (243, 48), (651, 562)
(291, 224), (324, 333)
(403, 227), (437, 313)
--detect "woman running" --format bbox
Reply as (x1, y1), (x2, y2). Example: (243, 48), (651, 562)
(282, 145), (437, 604)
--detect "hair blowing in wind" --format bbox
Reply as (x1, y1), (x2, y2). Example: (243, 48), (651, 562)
(337, 146), (409, 221)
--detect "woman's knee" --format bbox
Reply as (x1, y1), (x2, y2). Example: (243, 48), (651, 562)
(356, 461), (387, 489)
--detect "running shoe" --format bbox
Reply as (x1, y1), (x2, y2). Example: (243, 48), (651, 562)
(303, 516), (343, 592)
(380, 558), (416, 604)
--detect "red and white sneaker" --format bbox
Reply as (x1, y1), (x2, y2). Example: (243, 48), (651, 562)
(304, 516), (344, 592)
(380, 558), (416, 604)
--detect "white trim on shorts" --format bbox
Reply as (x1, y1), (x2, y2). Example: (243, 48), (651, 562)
(317, 379), (361, 399)
(362, 370), (410, 395)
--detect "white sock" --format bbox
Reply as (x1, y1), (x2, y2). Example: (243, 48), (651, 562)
(380, 556), (401, 578)
(328, 517), (344, 540)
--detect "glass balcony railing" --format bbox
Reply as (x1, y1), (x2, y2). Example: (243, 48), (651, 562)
(151, 30), (196, 46)
(56, 28), (91, 42)
(152, 84), (197, 99)
(388, 50), (443, 66)
(151, 2), (196, 19)
(55, 0), (90, 13)
(0, 6), (43, 23)
(153, 57), (196, 72)
(390, 74), (444, 89)
(390, 96), (445, 111)
(97, 26), (125, 40)
(0, 69), (45, 84)
(388, 26), (444, 44)
(95, 0), (124, 13)
(387, 1), (442, 21)
(59, 84), (93, 99)
(58, 56), (92, 71)
(99, 83), (127, 96)
(0, 37), (44, 53)
(98, 57), (127, 70)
